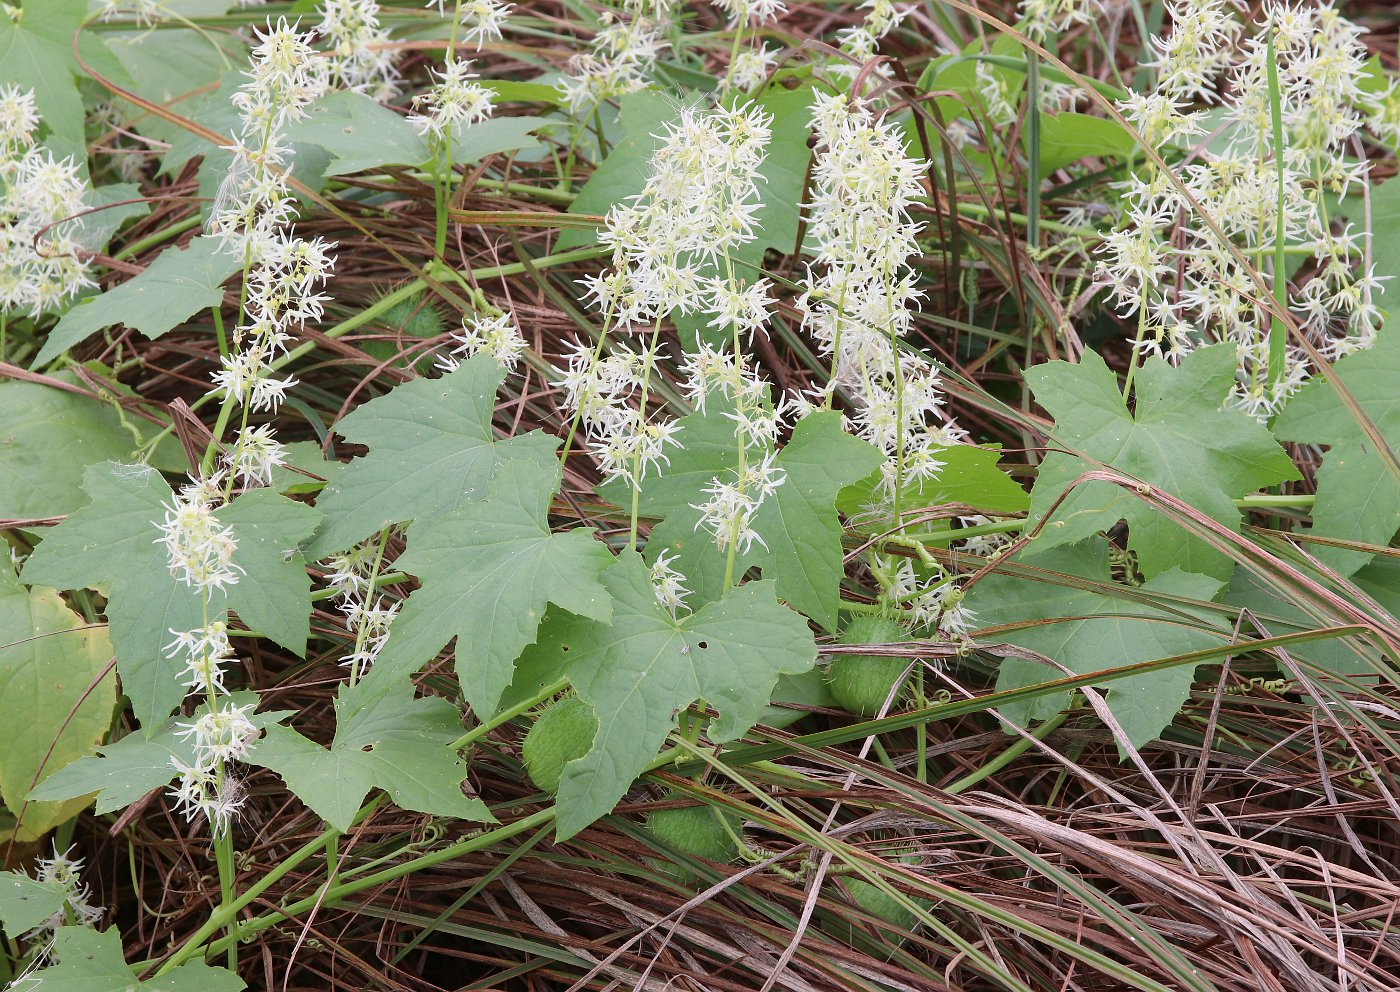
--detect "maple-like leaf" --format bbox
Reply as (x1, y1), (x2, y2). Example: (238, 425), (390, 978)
(22, 463), (320, 731)
(967, 539), (1226, 750)
(21, 926), (244, 992)
(616, 408), (882, 630)
(306, 357), (559, 558)
(250, 671), (490, 831)
(30, 691), (292, 815)
(515, 553), (817, 838)
(370, 459), (613, 719)
(1273, 329), (1400, 576)
(1027, 345), (1299, 581)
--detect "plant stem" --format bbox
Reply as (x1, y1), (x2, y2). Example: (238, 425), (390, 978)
(449, 677), (570, 751)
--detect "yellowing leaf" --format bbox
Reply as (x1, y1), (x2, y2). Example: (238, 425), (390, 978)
(0, 568), (116, 841)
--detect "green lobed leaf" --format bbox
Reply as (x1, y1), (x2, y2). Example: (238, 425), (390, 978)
(637, 410), (883, 629)
(0, 0), (93, 165)
(1224, 555), (1400, 678)
(1272, 328), (1400, 576)
(372, 458), (614, 719)
(966, 539), (1226, 751)
(1026, 345), (1299, 581)
(516, 552), (817, 838)
(613, 408), (880, 630)
(290, 91), (545, 176)
(0, 871), (69, 935)
(250, 672), (491, 831)
(305, 357), (558, 558)
(78, 183), (152, 254)
(1032, 112), (1136, 176)
(0, 372), (181, 519)
(30, 692), (291, 815)
(22, 464), (320, 730)
(0, 568), (117, 840)
(35, 238), (241, 367)
(22, 926), (245, 992)
(834, 442), (1031, 518)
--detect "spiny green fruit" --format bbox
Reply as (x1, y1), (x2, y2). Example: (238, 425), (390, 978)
(521, 696), (595, 794)
(848, 879), (921, 932)
(646, 803), (742, 864)
(380, 292), (446, 340)
(826, 616), (911, 716)
(361, 291), (447, 371)
(830, 878), (930, 947)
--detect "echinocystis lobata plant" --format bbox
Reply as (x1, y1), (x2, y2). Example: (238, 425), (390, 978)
(0, 0), (1395, 989)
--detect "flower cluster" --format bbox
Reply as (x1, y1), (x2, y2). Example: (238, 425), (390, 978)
(156, 476), (260, 835)
(317, 0), (402, 99)
(679, 343), (790, 555)
(96, 0), (162, 26)
(649, 550), (692, 618)
(445, 0), (515, 49)
(0, 85), (93, 316)
(559, 0), (673, 116)
(437, 311), (528, 371)
(590, 105), (774, 328)
(1019, 0), (1105, 40)
(157, 475), (242, 592)
(556, 340), (683, 486)
(324, 541), (401, 676)
(558, 103), (780, 557)
(803, 92), (981, 638)
(407, 57), (495, 140)
(834, 0), (911, 74)
(21, 846), (103, 944)
(803, 92), (963, 496)
(712, 0), (786, 26)
(209, 19), (336, 483)
(1099, 0), (1387, 418)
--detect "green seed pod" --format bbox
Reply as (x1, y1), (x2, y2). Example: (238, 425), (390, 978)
(830, 878), (929, 947)
(521, 696), (595, 794)
(826, 616), (911, 717)
(646, 803), (742, 864)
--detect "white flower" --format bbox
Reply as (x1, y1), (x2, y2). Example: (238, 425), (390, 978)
(437, 311), (528, 371)
(692, 450), (786, 554)
(166, 621), (237, 695)
(317, 0), (401, 98)
(725, 45), (778, 91)
(156, 481), (242, 592)
(1019, 0), (1104, 40)
(338, 595), (399, 671)
(24, 845), (102, 941)
(407, 57), (494, 140)
(169, 757), (247, 836)
(649, 550), (691, 618)
(456, 0), (514, 47)
(177, 703), (262, 765)
(226, 423), (288, 487)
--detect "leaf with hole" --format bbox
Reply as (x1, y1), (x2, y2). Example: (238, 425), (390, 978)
(250, 672), (490, 831)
